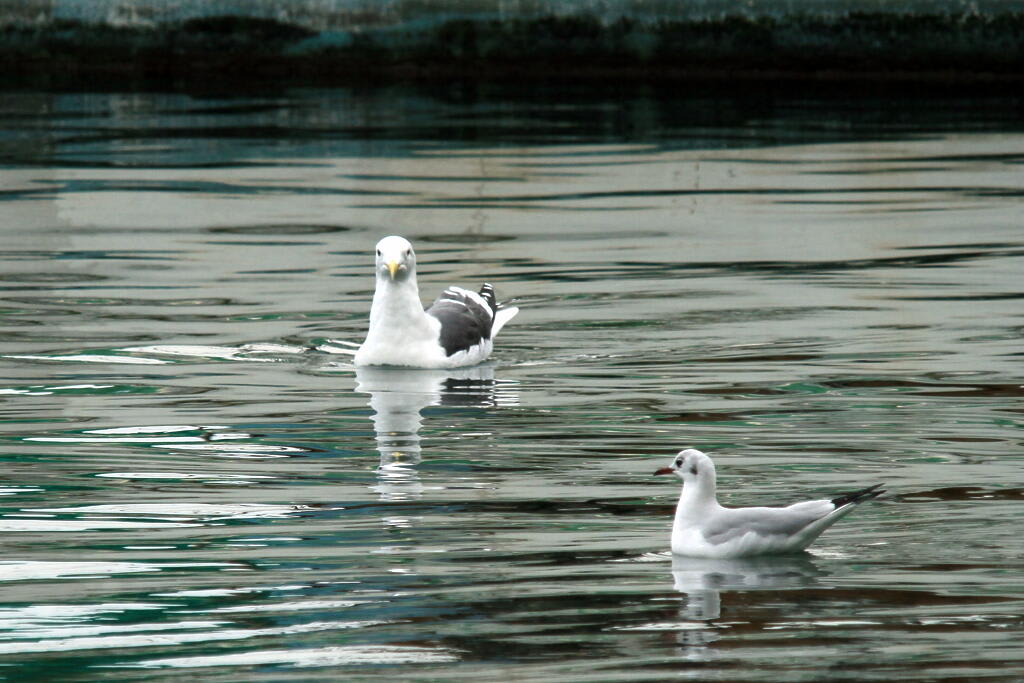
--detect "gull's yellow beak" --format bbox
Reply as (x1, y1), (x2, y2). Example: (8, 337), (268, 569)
(386, 261), (399, 279)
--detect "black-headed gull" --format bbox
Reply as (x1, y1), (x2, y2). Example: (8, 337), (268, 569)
(655, 448), (883, 558)
(354, 236), (519, 368)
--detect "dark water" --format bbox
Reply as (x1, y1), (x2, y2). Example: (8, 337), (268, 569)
(1, 85), (1023, 680)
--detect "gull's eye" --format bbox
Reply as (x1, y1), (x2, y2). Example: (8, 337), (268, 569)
(675, 458), (683, 468)
(376, 249), (381, 256)
(405, 249), (412, 257)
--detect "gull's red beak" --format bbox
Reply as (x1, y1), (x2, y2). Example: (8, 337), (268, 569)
(654, 467), (674, 476)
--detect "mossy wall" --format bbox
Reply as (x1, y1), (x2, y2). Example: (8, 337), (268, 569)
(2, 0), (1022, 84)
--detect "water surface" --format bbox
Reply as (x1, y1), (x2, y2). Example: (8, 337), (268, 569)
(1, 85), (1023, 681)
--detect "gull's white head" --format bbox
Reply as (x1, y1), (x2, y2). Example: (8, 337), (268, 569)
(374, 235), (416, 282)
(655, 448), (716, 483)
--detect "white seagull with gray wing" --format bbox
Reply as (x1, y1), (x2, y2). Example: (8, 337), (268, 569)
(354, 236), (519, 369)
(656, 449), (883, 559)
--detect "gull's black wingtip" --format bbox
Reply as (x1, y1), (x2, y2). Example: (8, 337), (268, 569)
(831, 483), (885, 508)
(478, 283), (497, 311)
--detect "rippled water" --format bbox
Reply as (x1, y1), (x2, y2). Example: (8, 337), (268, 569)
(1, 85), (1023, 680)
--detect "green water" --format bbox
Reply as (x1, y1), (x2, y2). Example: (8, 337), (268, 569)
(0, 86), (1022, 681)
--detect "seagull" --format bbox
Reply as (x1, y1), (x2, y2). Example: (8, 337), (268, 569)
(655, 449), (883, 559)
(354, 236), (519, 369)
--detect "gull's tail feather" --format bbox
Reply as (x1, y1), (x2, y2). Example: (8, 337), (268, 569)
(482, 283), (518, 337)
(831, 483), (885, 509)
(492, 306), (518, 337)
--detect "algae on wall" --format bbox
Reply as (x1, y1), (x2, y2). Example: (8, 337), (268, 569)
(4, 0), (1024, 29)
(2, 0), (1023, 83)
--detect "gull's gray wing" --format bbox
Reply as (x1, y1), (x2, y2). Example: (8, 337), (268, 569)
(702, 502), (831, 546)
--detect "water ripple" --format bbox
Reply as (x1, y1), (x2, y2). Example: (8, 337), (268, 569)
(0, 87), (1022, 680)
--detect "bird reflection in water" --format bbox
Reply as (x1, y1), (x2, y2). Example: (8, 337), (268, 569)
(353, 365), (517, 502)
(668, 553), (822, 655)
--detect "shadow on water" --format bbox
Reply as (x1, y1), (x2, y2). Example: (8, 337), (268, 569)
(2, 84), (1023, 172)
